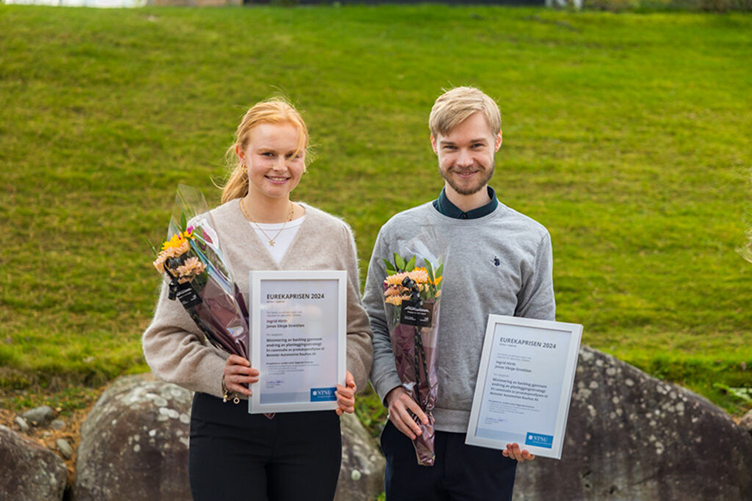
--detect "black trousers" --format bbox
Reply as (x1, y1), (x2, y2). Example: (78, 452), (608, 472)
(189, 392), (342, 501)
(380, 421), (517, 501)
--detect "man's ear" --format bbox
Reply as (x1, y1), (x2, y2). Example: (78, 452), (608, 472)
(430, 134), (438, 155)
(495, 131), (503, 152)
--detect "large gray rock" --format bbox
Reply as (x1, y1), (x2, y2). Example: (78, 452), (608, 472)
(73, 374), (193, 501)
(0, 424), (68, 501)
(74, 374), (387, 501)
(335, 412), (386, 501)
(513, 346), (752, 500)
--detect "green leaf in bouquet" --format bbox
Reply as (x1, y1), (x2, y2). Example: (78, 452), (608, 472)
(383, 258), (396, 272)
(180, 212), (187, 232)
(192, 231), (207, 246)
(395, 253), (406, 271)
(424, 259), (434, 282)
(146, 238), (158, 257)
(405, 255), (416, 272)
(435, 263), (444, 291)
(386, 269), (398, 276)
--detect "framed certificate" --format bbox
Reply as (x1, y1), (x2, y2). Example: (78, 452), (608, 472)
(465, 315), (582, 459)
(248, 270), (347, 414)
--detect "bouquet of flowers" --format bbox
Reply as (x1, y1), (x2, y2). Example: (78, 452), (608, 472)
(150, 185), (249, 368)
(382, 243), (445, 466)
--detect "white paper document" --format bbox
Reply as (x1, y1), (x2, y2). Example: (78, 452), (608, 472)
(248, 270), (347, 414)
(466, 315), (582, 459)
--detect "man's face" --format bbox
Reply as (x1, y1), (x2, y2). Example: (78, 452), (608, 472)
(430, 112), (502, 197)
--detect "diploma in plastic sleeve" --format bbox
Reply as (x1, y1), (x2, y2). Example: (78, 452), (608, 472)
(465, 315), (583, 459)
(248, 270), (347, 414)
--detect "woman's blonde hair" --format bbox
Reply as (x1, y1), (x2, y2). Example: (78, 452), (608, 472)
(220, 98), (310, 204)
(428, 86), (501, 138)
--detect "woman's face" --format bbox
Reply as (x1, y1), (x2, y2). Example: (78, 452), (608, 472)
(237, 122), (306, 203)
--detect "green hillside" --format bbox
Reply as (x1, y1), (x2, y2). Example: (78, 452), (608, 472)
(0, 5), (750, 416)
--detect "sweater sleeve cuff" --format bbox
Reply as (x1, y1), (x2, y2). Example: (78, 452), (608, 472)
(372, 372), (403, 406)
(188, 352), (228, 399)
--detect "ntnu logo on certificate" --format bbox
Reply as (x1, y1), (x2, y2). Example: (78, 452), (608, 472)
(311, 387), (337, 402)
(525, 432), (554, 449)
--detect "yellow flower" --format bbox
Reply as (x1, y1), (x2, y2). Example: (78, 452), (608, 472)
(162, 240), (191, 260)
(161, 233), (186, 251)
(430, 275), (443, 286)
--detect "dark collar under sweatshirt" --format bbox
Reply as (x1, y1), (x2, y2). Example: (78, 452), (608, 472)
(432, 186), (498, 219)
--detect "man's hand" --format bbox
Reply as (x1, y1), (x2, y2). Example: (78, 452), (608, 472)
(385, 387), (428, 440)
(335, 371), (357, 416)
(502, 442), (535, 463)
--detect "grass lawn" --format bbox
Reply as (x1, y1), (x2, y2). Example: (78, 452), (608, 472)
(0, 4), (750, 419)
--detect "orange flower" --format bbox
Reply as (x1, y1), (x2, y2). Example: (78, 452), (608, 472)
(153, 253), (167, 273)
(385, 294), (411, 306)
(383, 268), (430, 287)
(154, 239), (192, 274)
(408, 268), (429, 284)
(176, 257), (206, 283)
(384, 272), (409, 287)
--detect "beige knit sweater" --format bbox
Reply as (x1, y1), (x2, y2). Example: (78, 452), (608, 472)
(142, 199), (373, 398)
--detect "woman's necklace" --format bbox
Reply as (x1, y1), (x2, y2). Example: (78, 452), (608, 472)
(240, 199), (295, 247)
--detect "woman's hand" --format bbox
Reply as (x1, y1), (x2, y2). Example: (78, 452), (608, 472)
(223, 355), (259, 398)
(335, 371), (357, 416)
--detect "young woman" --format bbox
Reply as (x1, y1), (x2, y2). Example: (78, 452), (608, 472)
(142, 99), (373, 501)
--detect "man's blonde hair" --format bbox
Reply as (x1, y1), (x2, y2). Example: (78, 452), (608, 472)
(429, 87), (501, 137)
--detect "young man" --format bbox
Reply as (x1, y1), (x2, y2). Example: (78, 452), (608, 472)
(364, 87), (556, 501)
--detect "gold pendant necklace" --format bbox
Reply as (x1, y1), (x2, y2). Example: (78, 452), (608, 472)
(240, 199), (295, 247)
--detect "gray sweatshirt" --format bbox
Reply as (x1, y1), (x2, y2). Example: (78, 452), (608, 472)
(364, 201), (555, 433)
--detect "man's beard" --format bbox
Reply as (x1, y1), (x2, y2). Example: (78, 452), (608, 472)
(440, 162), (495, 196)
